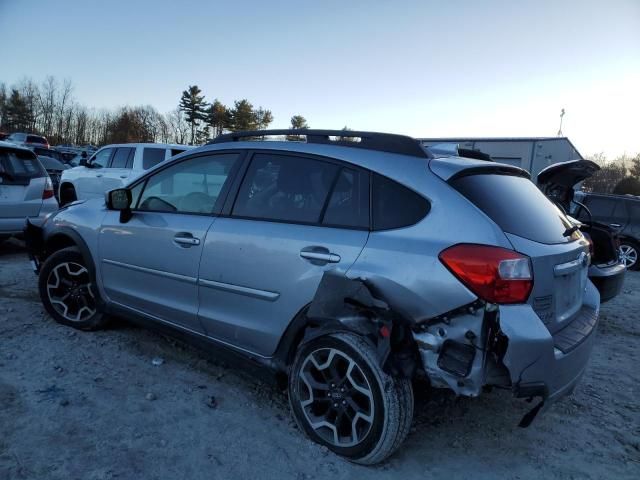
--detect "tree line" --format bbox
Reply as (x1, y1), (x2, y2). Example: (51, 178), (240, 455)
(582, 153), (640, 196)
(0, 77), (310, 147)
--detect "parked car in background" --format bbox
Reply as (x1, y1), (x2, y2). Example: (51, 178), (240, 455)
(29, 146), (65, 162)
(58, 143), (193, 205)
(573, 191), (640, 271)
(36, 155), (69, 200)
(0, 132), (9, 141)
(538, 159), (626, 302)
(26, 129), (600, 464)
(0, 141), (57, 242)
(5, 132), (50, 149)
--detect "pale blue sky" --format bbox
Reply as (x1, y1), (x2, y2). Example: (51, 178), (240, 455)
(1, 0), (639, 156)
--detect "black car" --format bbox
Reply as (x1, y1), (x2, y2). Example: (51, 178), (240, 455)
(538, 160), (626, 302)
(573, 191), (640, 271)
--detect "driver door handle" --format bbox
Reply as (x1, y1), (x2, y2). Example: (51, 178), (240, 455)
(610, 223), (621, 228)
(300, 247), (341, 264)
(173, 233), (200, 247)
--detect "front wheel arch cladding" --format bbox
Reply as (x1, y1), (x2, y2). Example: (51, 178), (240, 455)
(293, 271), (420, 379)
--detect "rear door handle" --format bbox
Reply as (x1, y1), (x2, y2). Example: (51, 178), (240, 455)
(300, 248), (341, 264)
(119, 175), (128, 179)
(610, 223), (621, 228)
(96, 174), (103, 178)
(173, 233), (200, 247)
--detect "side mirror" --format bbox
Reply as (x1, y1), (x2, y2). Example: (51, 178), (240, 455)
(106, 188), (133, 222)
(79, 157), (88, 167)
(107, 188), (131, 210)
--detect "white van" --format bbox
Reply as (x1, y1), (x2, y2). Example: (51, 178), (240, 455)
(59, 143), (193, 205)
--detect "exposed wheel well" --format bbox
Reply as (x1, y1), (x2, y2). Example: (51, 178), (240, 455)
(619, 236), (639, 247)
(45, 233), (78, 259)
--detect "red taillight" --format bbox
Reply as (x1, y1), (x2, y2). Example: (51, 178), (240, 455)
(439, 244), (533, 304)
(42, 177), (55, 199)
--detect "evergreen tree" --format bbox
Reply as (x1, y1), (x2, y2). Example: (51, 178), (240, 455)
(179, 85), (208, 144)
(229, 99), (255, 130)
(290, 115), (309, 129)
(207, 99), (228, 137)
(4, 89), (32, 131)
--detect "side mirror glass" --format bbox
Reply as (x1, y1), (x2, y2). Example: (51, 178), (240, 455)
(107, 188), (132, 211)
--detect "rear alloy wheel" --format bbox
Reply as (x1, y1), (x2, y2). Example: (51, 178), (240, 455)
(289, 333), (413, 465)
(619, 242), (639, 270)
(38, 247), (108, 330)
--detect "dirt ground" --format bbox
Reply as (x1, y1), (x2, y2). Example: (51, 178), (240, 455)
(1, 238), (638, 480)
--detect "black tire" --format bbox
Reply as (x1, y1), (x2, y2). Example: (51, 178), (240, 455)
(619, 240), (640, 271)
(59, 183), (77, 207)
(288, 332), (414, 465)
(38, 247), (108, 330)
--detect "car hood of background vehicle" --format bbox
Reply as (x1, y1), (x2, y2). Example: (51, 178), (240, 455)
(537, 159), (600, 189)
(38, 156), (69, 171)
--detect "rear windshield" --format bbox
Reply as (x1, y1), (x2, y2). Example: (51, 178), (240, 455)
(26, 135), (47, 144)
(0, 149), (46, 182)
(451, 173), (573, 244)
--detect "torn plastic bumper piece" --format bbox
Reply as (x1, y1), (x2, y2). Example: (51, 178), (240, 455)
(412, 283), (600, 426)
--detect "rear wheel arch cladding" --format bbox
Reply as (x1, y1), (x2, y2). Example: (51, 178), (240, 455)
(297, 271), (421, 378)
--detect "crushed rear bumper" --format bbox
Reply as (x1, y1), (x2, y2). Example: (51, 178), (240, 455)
(413, 280), (600, 424)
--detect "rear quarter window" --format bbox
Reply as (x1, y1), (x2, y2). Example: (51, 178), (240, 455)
(451, 173), (573, 244)
(372, 174), (430, 230)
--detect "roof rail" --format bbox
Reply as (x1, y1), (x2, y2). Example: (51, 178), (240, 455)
(208, 129), (431, 158)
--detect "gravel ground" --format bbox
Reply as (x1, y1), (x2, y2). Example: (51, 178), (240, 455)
(1, 239), (639, 480)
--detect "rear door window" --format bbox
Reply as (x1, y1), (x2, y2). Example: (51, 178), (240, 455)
(232, 153), (339, 224)
(585, 196), (615, 218)
(372, 174), (430, 230)
(110, 147), (134, 169)
(451, 173), (573, 244)
(143, 148), (167, 169)
(322, 168), (370, 229)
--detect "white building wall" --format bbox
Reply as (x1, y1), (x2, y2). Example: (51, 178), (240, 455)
(419, 138), (583, 181)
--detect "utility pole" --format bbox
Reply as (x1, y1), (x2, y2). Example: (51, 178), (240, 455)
(557, 108), (565, 136)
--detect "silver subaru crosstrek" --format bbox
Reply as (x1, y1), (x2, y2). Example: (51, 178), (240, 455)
(25, 130), (600, 464)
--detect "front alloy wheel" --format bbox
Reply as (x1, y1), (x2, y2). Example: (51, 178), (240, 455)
(46, 261), (96, 322)
(619, 243), (639, 270)
(38, 247), (108, 330)
(289, 333), (414, 465)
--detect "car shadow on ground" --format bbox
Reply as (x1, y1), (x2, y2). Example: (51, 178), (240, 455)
(0, 238), (27, 256)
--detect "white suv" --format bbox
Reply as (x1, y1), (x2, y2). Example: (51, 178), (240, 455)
(59, 143), (193, 205)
